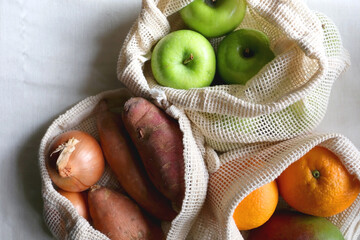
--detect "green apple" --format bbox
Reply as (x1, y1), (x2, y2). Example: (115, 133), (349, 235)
(180, 0), (247, 38)
(151, 30), (216, 90)
(217, 29), (275, 85)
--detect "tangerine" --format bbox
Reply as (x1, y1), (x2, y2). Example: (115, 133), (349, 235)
(233, 180), (278, 230)
(277, 146), (360, 217)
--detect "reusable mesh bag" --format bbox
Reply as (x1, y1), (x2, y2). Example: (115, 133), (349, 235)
(117, 0), (350, 152)
(188, 133), (360, 240)
(39, 88), (209, 239)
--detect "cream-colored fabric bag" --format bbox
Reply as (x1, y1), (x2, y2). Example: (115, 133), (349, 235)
(188, 133), (360, 240)
(117, 0), (350, 152)
(39, 89), (209, 239)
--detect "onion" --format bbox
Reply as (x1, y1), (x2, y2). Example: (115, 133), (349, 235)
(57, 189), (90, 220)
(46, 130), (105, 192)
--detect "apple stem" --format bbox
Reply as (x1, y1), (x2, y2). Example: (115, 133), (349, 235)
(205, 0), (216, 7)
(183, 53), (194, 65)
(243, 48), (254, 58)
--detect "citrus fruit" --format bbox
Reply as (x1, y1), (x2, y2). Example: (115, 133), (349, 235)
(277, 146), (360, 217)
(233, 180), (278, 230)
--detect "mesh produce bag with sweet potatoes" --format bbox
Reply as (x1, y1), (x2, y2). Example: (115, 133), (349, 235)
(117, 0), (350, 152)
(39, 89), (209, 239)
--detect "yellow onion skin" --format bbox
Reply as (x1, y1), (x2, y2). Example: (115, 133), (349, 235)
(46, 130), (105, 192)
(57, 189), (90, 221)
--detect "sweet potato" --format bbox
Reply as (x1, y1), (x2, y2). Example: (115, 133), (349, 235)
(122, 97), (185, 208)
(88, 186), (164, 240)
(96, 100), (177, 221)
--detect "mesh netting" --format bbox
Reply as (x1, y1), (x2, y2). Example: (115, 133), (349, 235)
(39, 89), (209, 239)
(117, 0), (350, 151)
(188, 133), (360, 240)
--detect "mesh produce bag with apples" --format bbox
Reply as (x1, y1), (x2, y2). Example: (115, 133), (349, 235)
(188, 133), (360, 240)
(117, 0), (350, 152)
(39, 89), (209, 239)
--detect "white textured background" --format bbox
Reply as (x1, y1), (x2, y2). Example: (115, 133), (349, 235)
(0, 0), (358, 239)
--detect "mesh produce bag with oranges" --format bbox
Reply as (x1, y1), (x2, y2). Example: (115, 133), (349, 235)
(39, 0), (360, 240)
(189, 133), (360, 239)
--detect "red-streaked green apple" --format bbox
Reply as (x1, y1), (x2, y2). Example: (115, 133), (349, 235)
(248, 211), (344, 240)
(180, 0), (247, 38)
(151, 30), (216, 90)
(217, 29), (275, 85)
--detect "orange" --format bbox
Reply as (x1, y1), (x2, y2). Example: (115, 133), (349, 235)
(233, 181), (278, 230)
(277, 146), (360, 217)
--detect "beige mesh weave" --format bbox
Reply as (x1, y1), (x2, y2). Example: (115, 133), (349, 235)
(39, 0), (359, 240)
(39, 89), (209, 239)
(188, 133), (360, 240)
(117, 0), (350, 151)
